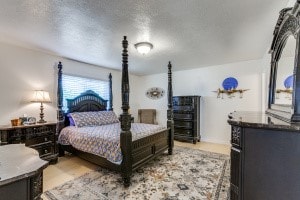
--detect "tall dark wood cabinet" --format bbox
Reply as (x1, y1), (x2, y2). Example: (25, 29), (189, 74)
(172, 96), (200, 144)
(0, 122), (58, 164)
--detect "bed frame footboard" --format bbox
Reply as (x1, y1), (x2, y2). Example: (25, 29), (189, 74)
(131, 129), (169, 170)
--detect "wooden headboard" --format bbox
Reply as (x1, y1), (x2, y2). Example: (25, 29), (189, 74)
(66, 90), (108, 113)
(56, 62), (113, 129)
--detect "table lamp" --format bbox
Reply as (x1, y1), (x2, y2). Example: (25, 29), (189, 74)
(31, 90), (51, 123)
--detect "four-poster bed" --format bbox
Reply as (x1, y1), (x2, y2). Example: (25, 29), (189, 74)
(56, 36), (174, 187)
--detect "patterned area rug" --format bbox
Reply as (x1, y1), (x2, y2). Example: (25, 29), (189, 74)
(44, 147), (230, 200)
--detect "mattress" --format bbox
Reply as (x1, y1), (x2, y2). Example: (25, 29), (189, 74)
(58, 123), (167, 164)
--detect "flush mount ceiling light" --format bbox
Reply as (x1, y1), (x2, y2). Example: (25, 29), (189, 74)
(134, 42), (153, 55)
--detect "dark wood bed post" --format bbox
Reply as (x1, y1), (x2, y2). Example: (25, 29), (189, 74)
(167, 61), (174, 155)
(120, 36), (133, 187)
(57, 61), (64, 122)
(57, 61), (65, 156)
(108, 73), (113, 111)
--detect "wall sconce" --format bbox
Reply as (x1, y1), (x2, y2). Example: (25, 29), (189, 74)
(276, 88), (292, 99)
(214, 88), (249, 99)
(276, 75), (293, 100)
(31, 90), (51, 123)
(213, 77), (249, 99)
(134, 42), (153, 55)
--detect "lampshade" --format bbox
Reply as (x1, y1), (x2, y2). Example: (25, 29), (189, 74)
(134, 42), (153, 55)
(31, 90), (51, 103)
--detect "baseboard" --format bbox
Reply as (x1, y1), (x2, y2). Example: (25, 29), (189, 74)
(201, 138), (230, 145)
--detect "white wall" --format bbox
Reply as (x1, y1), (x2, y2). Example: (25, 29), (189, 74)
(0, 42), (140, 125)
(136, 60), (263, 144)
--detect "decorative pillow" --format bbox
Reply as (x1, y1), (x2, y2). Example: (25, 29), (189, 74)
(69, 111), (102, 127)
(97, 111), (119, 125)
(66, 114), (75, 126)
(69, 111), (119, 127)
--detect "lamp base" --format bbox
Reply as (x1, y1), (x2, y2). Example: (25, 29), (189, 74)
(37, 119), (47, 123)
(38, 102), (47, 123)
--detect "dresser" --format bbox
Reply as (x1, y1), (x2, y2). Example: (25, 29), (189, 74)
(172, 96), (200, 144)
(0, 122), (58, 164)
(228, 111), (300, 200)
(0, 144), (48, 200)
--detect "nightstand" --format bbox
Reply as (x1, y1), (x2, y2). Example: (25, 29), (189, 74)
(0, 122), (58, 164)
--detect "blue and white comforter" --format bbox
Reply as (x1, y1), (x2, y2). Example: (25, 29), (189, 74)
(58, 123), (167, 164)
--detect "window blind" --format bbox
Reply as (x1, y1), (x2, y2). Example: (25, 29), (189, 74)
(62, 74), (110, 111)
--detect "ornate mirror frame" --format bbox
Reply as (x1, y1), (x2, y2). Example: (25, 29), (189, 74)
(267, 1), (300, 122)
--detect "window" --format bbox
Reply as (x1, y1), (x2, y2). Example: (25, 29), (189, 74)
(62, 74), (110, 111)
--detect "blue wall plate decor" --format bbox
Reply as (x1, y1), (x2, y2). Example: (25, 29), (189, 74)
(222, 77), (238, 90)
(284, 75), (293, 89)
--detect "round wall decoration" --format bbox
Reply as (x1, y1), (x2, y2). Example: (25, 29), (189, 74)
(222, 77), (238, 90)
(284, 75), (293, 89)
(146, 87), (165, 99)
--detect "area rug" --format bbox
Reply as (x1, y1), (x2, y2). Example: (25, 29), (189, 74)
(44, 147), (230, 200)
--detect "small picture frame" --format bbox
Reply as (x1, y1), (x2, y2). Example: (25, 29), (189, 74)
(20, 117), (36, 125)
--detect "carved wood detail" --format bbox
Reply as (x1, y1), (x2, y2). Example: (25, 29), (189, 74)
(31, 172), (43, 199)
(272, 8), (293, 42)
(231, 126), (241, 147)
(132, 130), (169, 150)
(67, 90), (108, 113)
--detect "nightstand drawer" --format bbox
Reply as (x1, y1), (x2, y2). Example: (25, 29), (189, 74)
(25, 126), (55, 139)
(26, 135), (53, 146)
(173, 106), (194, 111)
(31, 142), (53, 157)
(10, 137), (25, 144)
(10, 129), (23, 137)
(173, 97), (193, 105)
(174, 113), (193, 120)
(174, 128), (193, 136)
(174, 120), (193, 128)
(9, 129), (26, 143)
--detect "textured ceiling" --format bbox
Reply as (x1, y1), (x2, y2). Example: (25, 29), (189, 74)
(0, 0), (290, 75)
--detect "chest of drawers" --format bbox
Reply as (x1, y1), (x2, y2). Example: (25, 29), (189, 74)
(0, 122), (58, 164)
(173, 96), (201, 144)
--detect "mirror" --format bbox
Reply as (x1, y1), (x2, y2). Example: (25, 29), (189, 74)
(274, 36), (296, 105)
(266, 3), (300, 122)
